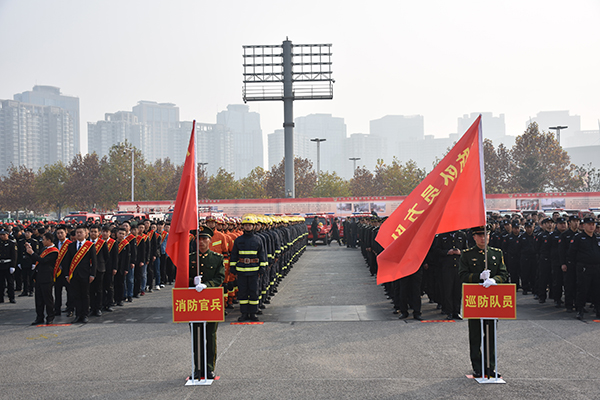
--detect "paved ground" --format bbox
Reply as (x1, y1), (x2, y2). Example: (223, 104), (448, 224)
(1, 244), (599, 399)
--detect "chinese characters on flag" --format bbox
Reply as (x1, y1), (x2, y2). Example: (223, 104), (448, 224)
(172, 288), (225, 323)
(462, 283), (517, 319)
(375, 115), (485, 284)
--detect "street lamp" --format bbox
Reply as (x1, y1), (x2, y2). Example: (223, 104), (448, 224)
(549, 126), (568, 145)
(349, 157), (361, 174)
(311, 138), (326, 183)
(198, 162), (208, 175)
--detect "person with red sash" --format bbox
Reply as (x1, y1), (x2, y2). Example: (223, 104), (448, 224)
(133, 223), (147, 298)
(101, 225), (118, 312)
(27, 232), (58, 325)
(114, 227), (131, 307)
(122, 221), (137, 302)
(89, 224), (109, 317)
(64, 225), (97, 323)
(53, 225), (73, 317)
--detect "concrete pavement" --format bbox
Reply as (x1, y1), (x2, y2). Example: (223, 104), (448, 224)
(1, 244), (599, 399)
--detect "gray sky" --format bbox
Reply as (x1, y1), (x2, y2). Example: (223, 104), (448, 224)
(1, 0), (599, 155)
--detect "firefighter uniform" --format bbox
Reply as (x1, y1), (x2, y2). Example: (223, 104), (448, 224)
(230, 215), (268, 322)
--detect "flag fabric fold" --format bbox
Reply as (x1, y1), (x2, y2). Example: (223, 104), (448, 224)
(375, 115), (485, 284)
(167, 121), (198, 289)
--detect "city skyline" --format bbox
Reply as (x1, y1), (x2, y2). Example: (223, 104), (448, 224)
(0, 0), (597, 156)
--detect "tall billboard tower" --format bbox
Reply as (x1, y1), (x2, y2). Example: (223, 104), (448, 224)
(243, 38), (333, 197)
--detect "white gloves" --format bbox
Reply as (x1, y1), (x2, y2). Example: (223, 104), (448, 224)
(31, 265), (36, 270)
(482, 278), (497, 288)
(17, 264), (21, 269)
(193, 276), (201, 286)
(9, 267), (15, 274)
(195, 283), (207, 292)
(480, 270), (490, 281)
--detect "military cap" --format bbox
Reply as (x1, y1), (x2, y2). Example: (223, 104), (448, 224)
(511, 221), (520, 228)
(471, 225), (491, 235)
(556, 217), (567, 223)
(567, 215), (580, 222)
(541, 218), (552, 224)
(0, 229), (8, 235)
(197, 225), (213, 238)
(581, 216), (596, 224)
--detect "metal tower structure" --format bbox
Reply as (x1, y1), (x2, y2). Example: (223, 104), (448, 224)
(243, 38), (333, 198)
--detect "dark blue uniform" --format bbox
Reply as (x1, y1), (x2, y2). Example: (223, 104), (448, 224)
(230, 230), (267, 319)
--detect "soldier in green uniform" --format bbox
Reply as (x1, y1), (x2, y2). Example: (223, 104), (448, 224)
(458, 225), (509, 378)
(188, 226), (225, 380)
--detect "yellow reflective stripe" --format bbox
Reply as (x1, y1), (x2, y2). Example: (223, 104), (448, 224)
(212, 240), (222, 246)
(260, 262), (268, 267)
(239, 250), (258, 255)
(239, 300), (249, 304)
(230, 261), (237, 266)
(249, 300), (259, 305)
(275, 250), (281, 254)
(236, 266), (260, 272)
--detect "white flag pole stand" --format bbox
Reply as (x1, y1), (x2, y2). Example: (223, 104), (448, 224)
(475, 318), (505, 384)
(186, 321), (214, 386)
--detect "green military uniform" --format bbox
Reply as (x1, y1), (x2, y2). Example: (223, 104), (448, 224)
(189, 234), (225, 379)
(458, 243), (509, 376)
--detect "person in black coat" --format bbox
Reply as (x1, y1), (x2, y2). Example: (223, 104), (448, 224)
(27, 232), (58, 325)
(64, 225), (97, 323)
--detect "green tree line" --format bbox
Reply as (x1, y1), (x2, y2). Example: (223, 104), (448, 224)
(0, 123), (597, 218)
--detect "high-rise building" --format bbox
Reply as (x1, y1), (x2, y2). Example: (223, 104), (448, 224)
(344, 133), (384, 179)
(458, 112), (507, 144)
(370, 115), (424, 163)
(87, 111), (149, 159)
(267, 128), (311, 171)
(132, 101), (180, 162)
(0, 99), (74, 175)
(13, 86), (80, 154)
(195, 123), (234, 177)
(295, 113), (347, 176)
(217, 104), (263, 178)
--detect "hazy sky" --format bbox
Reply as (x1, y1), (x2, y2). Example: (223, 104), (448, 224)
(1, 0), (599, 154)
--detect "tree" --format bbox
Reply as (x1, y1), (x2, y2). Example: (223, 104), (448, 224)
(574, 163), (600, 192)
(313, 171), (350, 197)
(510, 122), (581, 192)
(350, 166), (376, 196)
(0, 165), (38, 214)
(99, 142), (145, 208)
(238, 167), (268, 199)
(374, 158), (426, 196)
(208, 168), (240, 199)
(35, 162), (69, 219)
(64, 153), (103, 210)
(140, 158), (178, 201)
(265, 157), (316, 198)
(483, 139), (514, 193)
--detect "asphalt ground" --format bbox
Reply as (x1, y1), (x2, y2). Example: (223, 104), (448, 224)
(1, 244), (600, 400)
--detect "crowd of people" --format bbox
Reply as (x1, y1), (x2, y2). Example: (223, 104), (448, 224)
(355, 210), (600, 321)
(0, 214), (308, 327)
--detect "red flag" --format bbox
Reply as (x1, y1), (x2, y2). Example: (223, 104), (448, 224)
(167, 121), (198, 289)
(375, 115), (485, 284)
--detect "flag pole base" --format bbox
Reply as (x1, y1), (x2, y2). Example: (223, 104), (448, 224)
(475, 377), (505, 384)
(185, 378), (214, 386)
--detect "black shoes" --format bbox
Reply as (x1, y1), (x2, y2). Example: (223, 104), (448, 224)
(413, 314), (423, 321)
(238, 314), (248, 322)
(248, 314), (259, 321)
(9, 299), (16, 303)
(46, 319), (54, 325)
(103, 306), (114, 312)
(91, 310), (102, 317)
(66, 311), (74, 318)
(31, 319), (44, 325)
(452, 314), (463, 320)
(398, 313), (409, 319)
(576, 311), (584, 320)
